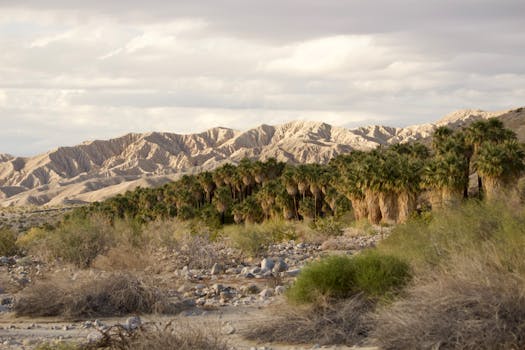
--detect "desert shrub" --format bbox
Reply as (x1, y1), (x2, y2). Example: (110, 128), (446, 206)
(83, 321), (228, 350)
(244, 295), (373, 346)
(310, 216), (344, 236)
(174, 232), (227, 269)
(377, 201), (525, 274)
(286, 252), (410, 304)
(17, 226), (48, 251)
(35, 343), (80, 350)
(47, 215), (115, 268)
(0, 227), (18, 256)
(92, 246), (152, 271)
(15, 273), (180, 318)
(224, 219), (297, 257)
(371, 272), (525, 350)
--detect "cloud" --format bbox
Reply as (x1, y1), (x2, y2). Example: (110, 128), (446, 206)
(0, 1), (524, 156)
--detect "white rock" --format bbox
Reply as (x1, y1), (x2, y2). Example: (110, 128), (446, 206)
(87, 331), (103, 343)
(260, 258), (275, 272)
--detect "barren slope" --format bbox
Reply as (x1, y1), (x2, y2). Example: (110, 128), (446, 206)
(1, 107), (523, 206)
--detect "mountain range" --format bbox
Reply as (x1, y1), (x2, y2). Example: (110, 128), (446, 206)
(1, 107), (523, 207)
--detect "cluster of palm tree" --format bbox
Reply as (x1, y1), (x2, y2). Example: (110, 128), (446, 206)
(75, 118), (524, 226)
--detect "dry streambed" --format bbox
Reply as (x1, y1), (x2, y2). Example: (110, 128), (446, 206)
(0, 230), (385, 349)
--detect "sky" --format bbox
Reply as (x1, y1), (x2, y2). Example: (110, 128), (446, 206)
(0, 1), (524, 156)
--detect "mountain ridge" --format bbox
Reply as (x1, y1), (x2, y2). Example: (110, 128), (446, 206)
(1, 107), (523, 207)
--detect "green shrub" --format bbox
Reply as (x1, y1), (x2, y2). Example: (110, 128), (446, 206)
(48, 215), (115, 268)
(286, 252), (410, 304)
(0, 227), (18, 256)
(377, 201), (525, 274)
(224, 225), (272, 258)
(310, 216), (344, 236)
(224, 219), (297, 257)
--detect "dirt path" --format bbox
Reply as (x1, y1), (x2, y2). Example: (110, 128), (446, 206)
(0, 303), (378, 349)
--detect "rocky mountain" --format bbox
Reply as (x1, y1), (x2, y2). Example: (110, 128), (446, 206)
(1, 107), (523, 207)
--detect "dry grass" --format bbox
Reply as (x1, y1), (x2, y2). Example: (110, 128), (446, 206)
(92, 246), (153, 271)
(84, 321), (228, 350)
(15, 273), (181, 319)
(371, 269), (525, 350)
(244, 295), (373, 346)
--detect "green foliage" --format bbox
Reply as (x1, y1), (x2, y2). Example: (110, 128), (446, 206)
(0, 227), (18, 256)
(286, 253), (410, 304)
(49, 215), (115, 267)
(224, 219), (296, 257)
(377, 201), (525, 274)
(309, 216), (345, 236)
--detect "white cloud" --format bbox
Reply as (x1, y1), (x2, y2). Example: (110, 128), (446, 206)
(264, 35), (388, 75)
(0, 3), (523, 156)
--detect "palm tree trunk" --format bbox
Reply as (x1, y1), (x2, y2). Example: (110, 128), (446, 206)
(483, 177), (500, 202)
(397, 192), (417, 223)
(429, 190), (442, 211)
(350, 197), (368, 221)
(365, 189), (382, 224)
(442, 188), (462, 207)
(379, 191), (398, 225)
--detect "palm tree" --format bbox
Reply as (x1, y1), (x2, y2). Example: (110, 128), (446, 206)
(396, 152), (425, 222)
(331, 152), (368, 221)
(293, 165), (310, 201)
(281, 166), (299, 219)
(466, 118), (517, 198)
(212, 186), (232, 224)
(238, 158), (255, 198)
(358, 151), (383, 224)
(475, 140), (525, 201)
(255, 180), (281, 220)
(306, 164), (325, 221)
(197, 171), (215, 204)
(422, 151), (468, 209)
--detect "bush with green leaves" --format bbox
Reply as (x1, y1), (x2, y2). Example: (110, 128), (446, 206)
(287, 252), (410, 304)
(0, 227), (18, 256)
(224, 219), (297, 257)
(47, 215), (115, 268)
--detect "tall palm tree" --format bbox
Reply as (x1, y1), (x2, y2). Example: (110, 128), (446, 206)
(396, 151), (425, 222)
(422, 151), (468, 209)
(331, 152), (368, 221)
(197, 171), (215, 204)
(281, 166), (299, 219)
(466, 118), (517, 198)
(293, 165), (310, 201)
(358, 151), (383, 224)
(475, 140), (525, 201)
(212, 186), (232, 224)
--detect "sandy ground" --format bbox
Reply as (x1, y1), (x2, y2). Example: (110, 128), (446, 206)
(0, 302), (378, 350)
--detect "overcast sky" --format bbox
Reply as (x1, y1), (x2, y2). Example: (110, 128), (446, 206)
(1, 1), (524, 156)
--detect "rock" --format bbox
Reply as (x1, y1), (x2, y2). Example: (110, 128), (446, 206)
(286, 268), (301, 277)
(211, 284), (224, 294)
(250, 267), (262, 274)
(259, 288), (274, 299)
(87, 331), (103, 343)
(260, 258), (274, 272)
(272, 258), (288, 273)
(274, 285), (286, 295)
(221, 322), (236, 335)
(124, 316), (142, 331)
(211, 263), (223, 275)
(240, 284), (259, 295)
